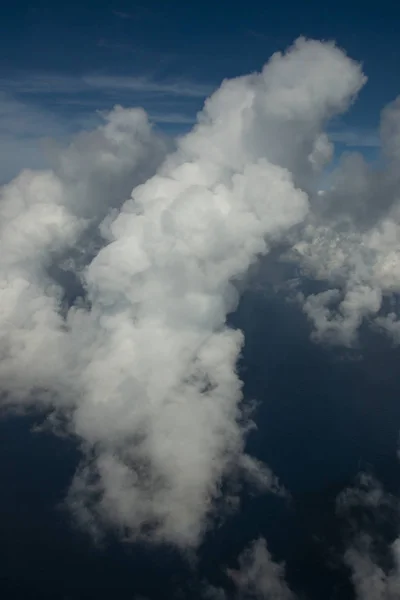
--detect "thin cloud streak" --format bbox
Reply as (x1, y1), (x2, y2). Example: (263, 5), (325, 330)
(112, 10), (134, 19)
(1, 73), (214, 99)
(82, 75), (214, 97)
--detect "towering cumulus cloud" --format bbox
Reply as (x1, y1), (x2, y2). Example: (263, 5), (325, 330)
(0, 39), (364, 547)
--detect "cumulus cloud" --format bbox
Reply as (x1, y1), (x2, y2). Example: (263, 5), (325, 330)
(0, 106), (166, 403)
(0, 36), (374, 551)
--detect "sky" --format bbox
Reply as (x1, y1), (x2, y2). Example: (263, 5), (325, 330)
(1, 0), (400, 182)
(3, 2), (400, 600)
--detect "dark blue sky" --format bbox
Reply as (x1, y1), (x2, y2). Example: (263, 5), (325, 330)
(1, 0), (400, 181)
(2, 0), (399, 84)
(3, 0), (399, 107)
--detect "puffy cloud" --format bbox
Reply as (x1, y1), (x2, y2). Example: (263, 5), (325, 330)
(180, 37), (363, 191)
(0, 106), (166, 403)
(0, 37), (369, 549)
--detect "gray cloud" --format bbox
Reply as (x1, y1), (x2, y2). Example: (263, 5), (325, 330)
(227, 538), (294, 600)
(337, 475), (400, 600)
(345, 542), (400, 600)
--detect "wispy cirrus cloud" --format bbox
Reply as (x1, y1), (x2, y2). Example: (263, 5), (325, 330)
(81, 75), (213, 97)
(1, 73), (213, 99)
(112, 10), (134, 19)
(112, 5), (162, 20)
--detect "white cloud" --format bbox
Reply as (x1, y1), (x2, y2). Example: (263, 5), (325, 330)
(282, 94), (400, 346)
(0, 105), (167, 401)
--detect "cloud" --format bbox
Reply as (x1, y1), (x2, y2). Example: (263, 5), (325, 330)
(0, 74), (200, 183)
(227, 538), (294, 600)
(346, 545), (400, 600)
(82, 75), (213, 98)
(336, 475), (400, 600)
(0, 73), (211, 175)
(2, 73), (213, 99)
(203, 538), (294, 600)
(10, 29), (400, 599)
(0, 36), (373, 552)
(280, 94), (400, 346)
(0, 105), (167, 399)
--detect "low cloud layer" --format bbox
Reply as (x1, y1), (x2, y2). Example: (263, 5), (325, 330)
(3, 37), (400, 593)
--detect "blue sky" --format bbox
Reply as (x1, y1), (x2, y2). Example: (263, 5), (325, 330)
(1, 0), (399, 181)
(3, 5), (400, 600)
